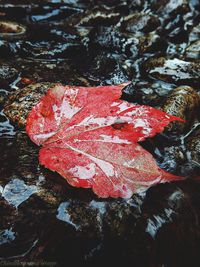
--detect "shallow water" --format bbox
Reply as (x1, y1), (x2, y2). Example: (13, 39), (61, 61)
(0, 1), (200, 266)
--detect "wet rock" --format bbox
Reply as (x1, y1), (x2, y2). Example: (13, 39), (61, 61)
(2, 71), (91, 127)
(3, 82), (55, 127)
(141, 181), (200, 267)
(0, 132), (55, 259)
(162, 13), (188, 43)
(143, 57), (200, 86)
(26, 5), (79, 24)
(1, 1), (200, 265)
(17, 40), (86, 60)
(91, 26), (140, 57)
(186, 135), (200, 169)
(150, 0), (190, 18)
(0, 131), (143, 264)
(120, 13), (160, 34)
(189, 22), (200, 42)
(0, 64), (18, 87)
(0, 90), (8, 106)
(122, 80), (174, 106)
(0, 197), (19, 236)
(158, 146), (187, 174)
(139, 32), (166, 54)
(0, 133), (38, 180)
(33, 197), (144, 266)
(166, 42), (188, 57)
(0, 228), (15, 246)
(0, 21), (26, 40)
(69, 6), (121, 27)
(92, 27), (164, 58)
(80, 52), (130, 85)
(185, 40), (200, 58)
(185, 126), (200, 172)
(16, 59), (90, 86)
(0, 40), (13, 57)
(0, 111), (15, 137)
(162, 86), (200, 134)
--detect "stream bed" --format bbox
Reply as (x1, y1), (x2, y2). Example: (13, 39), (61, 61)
(0, 1), (200, 266)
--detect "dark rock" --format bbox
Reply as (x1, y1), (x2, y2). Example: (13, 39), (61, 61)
(185, 126), (200, 172)
(120, 13), (160, 34)
(0, 40), (13, 57)
(159, 145), (187, 174)
(0, 90), (8, 106)
(139, 32), (167, 54)
(1, 1), (200, 266)
(92, 27), (165, 58)
(150, 0), (190, 18)
(122, 80), (174, 106)
(91, 26), (140, 57)
(143, 57), (200, 86)
(15, 59), (90, 86)
(162, 14), (188, 43)
(80, 52), (130, 86)
(17, 40), (86, 60)
(0, 64), (18, 87)
(68, 6), (121, 27)
(141, 181), (200, 267)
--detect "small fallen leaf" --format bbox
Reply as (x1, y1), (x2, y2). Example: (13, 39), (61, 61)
(20, 77), (33, 86)
(26, 83), (184, 198)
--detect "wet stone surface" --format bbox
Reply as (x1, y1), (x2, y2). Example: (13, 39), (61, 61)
(162, 85), (200, 134)
(0, 1), (200, 267)
(143, 57), (200, 87)
(0, 64), (18, 87)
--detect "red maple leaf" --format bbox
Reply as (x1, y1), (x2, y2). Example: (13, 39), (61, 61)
(26, 83), (184, 198)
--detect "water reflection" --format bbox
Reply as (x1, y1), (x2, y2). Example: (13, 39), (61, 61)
(0, 111), (15, 138)
(57, 201), (80, 230)
(1, 178), (38, 208)
(0, 228), (15, 246)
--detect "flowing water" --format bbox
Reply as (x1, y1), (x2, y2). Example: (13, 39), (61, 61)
(0, 1), (200, 266)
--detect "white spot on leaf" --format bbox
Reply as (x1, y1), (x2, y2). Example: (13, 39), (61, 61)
(69, 163), (96, 180)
